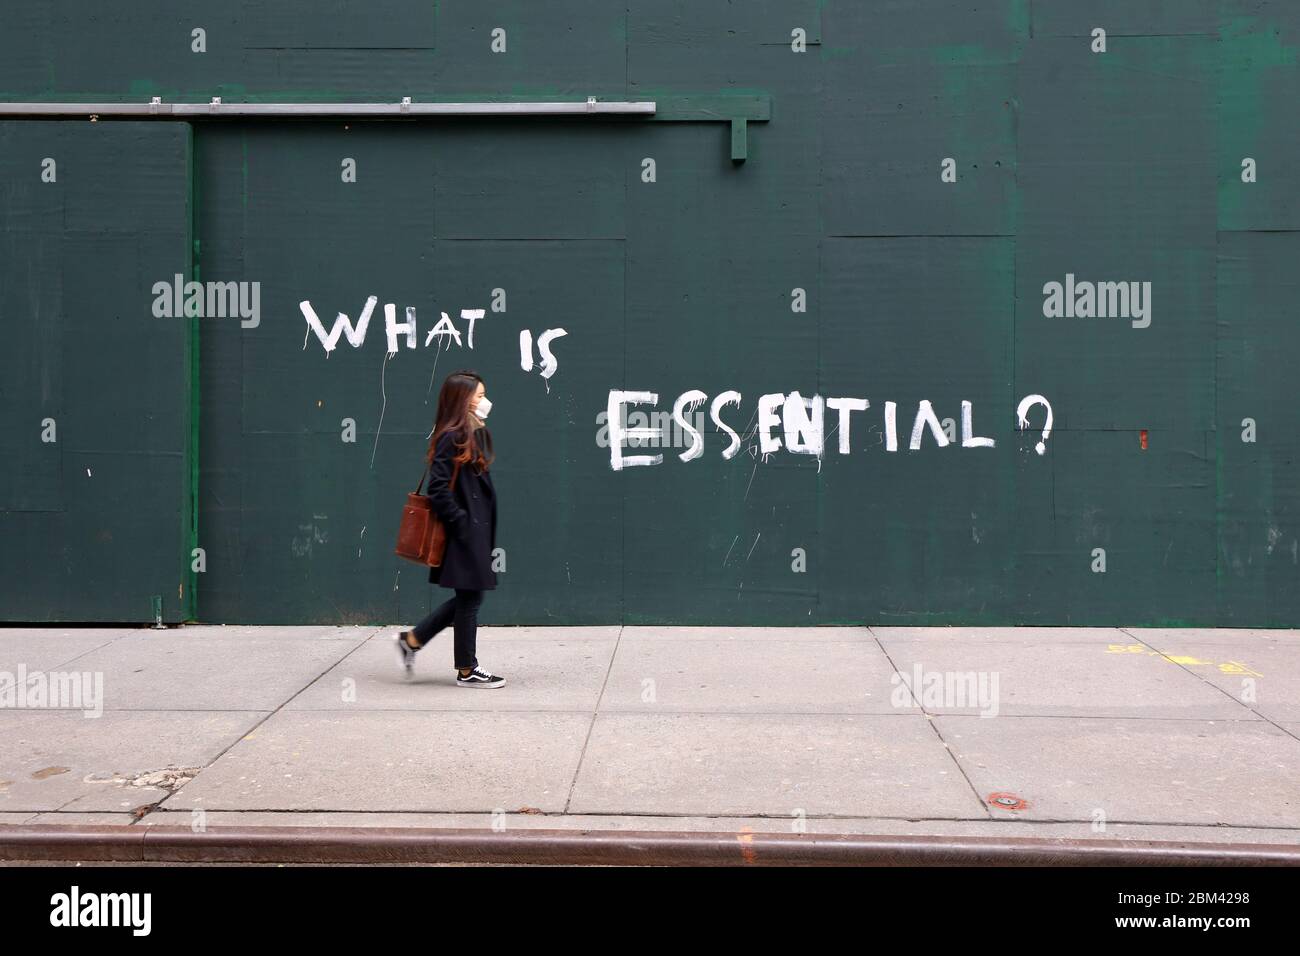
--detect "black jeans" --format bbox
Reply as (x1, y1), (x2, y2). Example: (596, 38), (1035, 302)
(412, 588), (483, 670)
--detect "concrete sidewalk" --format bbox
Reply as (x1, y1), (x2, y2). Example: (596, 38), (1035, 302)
(1, 624), (1298, 846)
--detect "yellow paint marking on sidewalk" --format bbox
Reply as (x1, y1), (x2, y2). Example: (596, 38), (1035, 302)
(1104, 645), (1262, 677)
(1159, 654), (1212, 666)
(1217, 660), (1264, 677)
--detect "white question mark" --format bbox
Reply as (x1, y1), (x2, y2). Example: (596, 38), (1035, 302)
(1016, 394), (1053, 455)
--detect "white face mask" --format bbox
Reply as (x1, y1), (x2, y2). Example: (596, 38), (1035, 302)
(475, 396), (492, 420)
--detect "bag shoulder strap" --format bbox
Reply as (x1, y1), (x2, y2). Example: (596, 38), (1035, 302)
(415, 449), (463, 494)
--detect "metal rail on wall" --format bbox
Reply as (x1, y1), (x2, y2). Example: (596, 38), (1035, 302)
(0, 94), (770, 161)
(0, 97), (656, 117)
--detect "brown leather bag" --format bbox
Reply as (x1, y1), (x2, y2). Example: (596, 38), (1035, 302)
(394, 459), (461, 566)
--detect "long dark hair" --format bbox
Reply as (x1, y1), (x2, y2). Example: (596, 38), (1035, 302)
(427, 369), (494, 472)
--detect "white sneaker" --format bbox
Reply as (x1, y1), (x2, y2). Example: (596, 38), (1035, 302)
(395, 631), (418, 679)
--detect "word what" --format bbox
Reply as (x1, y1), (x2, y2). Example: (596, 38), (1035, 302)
(300, 296), (485, 354)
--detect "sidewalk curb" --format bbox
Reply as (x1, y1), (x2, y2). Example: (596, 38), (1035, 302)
(2, 825), (1298, 866)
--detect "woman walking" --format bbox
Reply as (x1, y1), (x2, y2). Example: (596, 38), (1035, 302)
(395, 369), (505, 687)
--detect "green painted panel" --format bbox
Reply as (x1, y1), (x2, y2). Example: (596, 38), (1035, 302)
(431, 0), (625, 96)
(1218, 3), (1300, 231)
(1216, 231), (1300, 624)
(1031, 0), (1218, 37)
(819, 237), (1017, 622)
(1016, 36), (1217, 432)
(0, 121), (193, 622)
(1, 3), (1299, 625)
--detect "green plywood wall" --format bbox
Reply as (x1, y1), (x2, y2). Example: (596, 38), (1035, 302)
(1, 2), (1298, 625)
(0, 122), (194, 622)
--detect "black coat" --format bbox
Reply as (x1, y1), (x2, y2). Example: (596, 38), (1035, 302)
(425, 426), (498, 590)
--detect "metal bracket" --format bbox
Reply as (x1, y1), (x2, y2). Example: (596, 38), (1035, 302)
(731, 117), (748, 163)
